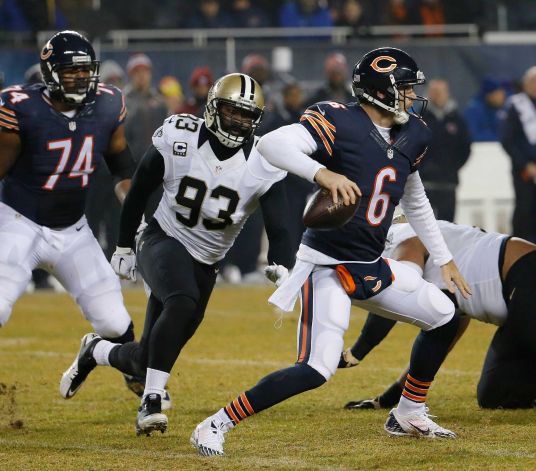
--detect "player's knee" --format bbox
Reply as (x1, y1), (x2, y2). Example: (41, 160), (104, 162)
(291, 363), (327, 389)
(0, 298), (13, 327)
(102, 321), (135, 344)
(305, 330), (344, 380)
(165, 294), (199, 322)
(418, 282), (455, 330)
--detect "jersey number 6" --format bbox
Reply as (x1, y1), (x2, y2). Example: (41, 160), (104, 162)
(175, 176), (239, 230)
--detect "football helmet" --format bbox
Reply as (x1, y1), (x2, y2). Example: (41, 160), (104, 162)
(352, 47), (427, 124)
(40, 30), (100, 105)
(204, 73), (264, 148)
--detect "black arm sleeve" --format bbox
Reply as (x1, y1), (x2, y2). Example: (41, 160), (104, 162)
(104, 144), (136, 185)
(117, 145), (165, 248)
(259, 179), (295, 269)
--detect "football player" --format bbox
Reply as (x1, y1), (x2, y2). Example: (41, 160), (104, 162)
(341, 220), (536, 410)
(191, 47), (472, 456)
(0, 32), (137, 361)
(59, 73), (294, 436)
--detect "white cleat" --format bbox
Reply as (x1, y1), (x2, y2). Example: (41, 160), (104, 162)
(384, 408), (456, 439)
(190, 417), (227, 456)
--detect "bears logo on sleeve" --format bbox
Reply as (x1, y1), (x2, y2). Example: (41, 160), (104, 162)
(299, 105), (337, 156)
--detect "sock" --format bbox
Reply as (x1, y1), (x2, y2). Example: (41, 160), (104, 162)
(92, 340), (118, 366)
(396, 374), (431, 415)
(213, 408), (236, 432)
(222, 392), (256, 427)
(142, 368), (170, 399)
(378, 381), (403, 408)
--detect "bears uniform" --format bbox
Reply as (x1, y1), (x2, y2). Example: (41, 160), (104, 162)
(0, 31), (133, 341)
(343, 221), (536, 410)
(59, 73), (294, 437)
(191, 47), (472, 456)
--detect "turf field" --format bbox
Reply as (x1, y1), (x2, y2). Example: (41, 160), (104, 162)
(1, 287), (535, 470)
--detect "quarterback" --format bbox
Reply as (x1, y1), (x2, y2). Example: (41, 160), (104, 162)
(60, 73), (294, 435)
(0, 32), (135, 348)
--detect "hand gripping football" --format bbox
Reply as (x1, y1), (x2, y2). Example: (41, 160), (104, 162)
(302, 188), (360, 230)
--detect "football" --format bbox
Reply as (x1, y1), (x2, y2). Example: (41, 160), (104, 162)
(302, 188), (360, 230)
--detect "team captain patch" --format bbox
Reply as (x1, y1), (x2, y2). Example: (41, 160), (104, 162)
(173, 141), (188, 156)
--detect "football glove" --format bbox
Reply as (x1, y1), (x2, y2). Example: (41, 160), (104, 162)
(111, 246), (137, 282)
(264, 264), (289, 287)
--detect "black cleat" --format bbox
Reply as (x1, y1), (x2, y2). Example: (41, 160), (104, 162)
(123, 374), (173, 410)
(135, 393), (168, 436)
(344, 396), (383, 410)
(60, 333), (101, 399)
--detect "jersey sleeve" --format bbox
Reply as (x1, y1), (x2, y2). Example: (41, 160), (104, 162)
(0, 89), (21, 132)
(247, 139), (287, 194)
(151, 114), (186, 182)
(299, 102), (338, 161)
(97, 84), (127, 130)
(411, 118), (432, 173)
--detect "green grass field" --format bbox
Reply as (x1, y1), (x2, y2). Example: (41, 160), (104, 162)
(1, 287), (535, 470)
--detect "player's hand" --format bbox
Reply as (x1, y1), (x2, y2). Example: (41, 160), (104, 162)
(440, 260), (471, 299)
(264, 264), (289, 287)
(314, 168), (361, 206)
(111, 247), (137, 282)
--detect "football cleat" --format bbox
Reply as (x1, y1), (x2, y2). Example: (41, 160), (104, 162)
(384, 408), (456, 439)
(337, 348), (360, 368)
(135, 394), (168, 436)
(60, 333), (101, 399)
(190, 417), (227, 457)
(123, 374), (173, 410)
(344, 396), (382, 410)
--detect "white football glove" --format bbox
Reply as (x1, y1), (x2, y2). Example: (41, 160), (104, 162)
(264, 264), (289, 287)
(111, 246), (137, 282)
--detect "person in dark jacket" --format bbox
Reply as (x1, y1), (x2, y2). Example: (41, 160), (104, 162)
(500, 66), (536, 242)
(420, 79), (471, 222)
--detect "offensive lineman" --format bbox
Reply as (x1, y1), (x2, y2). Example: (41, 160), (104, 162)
(59, 73), (294, 436)
(0, 32), (136, 356)
(191, 47), (471, 456)
(341, 220), (536, 410)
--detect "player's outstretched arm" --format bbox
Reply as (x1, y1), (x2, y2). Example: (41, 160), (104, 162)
(0, 129), (21, 179)
(104, 124), (135, 203)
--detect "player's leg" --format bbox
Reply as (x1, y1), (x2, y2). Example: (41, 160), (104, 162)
(353, 259), (458, 438)
(191, 267), (350, 456)
(0, 204), (39, 327)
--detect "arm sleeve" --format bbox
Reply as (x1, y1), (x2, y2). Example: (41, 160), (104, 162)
(257, 123), (325, 183)
(117, 144), (165, 248)
(399, 171), (452, 266)
(259, 179), (295, 269)
(103, 144), (136, 184)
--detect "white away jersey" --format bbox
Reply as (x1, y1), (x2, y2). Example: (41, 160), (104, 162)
(152, 114), (286, 264)
(384, 221), (509, 325)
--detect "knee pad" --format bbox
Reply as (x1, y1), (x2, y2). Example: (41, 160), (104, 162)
(304, 329), (345, 381)
(0, 298), (13, 327)
(102, 321), (135, 344)
(389, 260), (423, 293)
(417, 282), (455, 330)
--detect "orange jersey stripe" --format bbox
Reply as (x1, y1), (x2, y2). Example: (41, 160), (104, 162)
(297, 278), (311, 363)
(402, 390), (426, 402)
(225, 404), (240, 424)
(305, 115), (335, 142)
(301, 115), (332, 156)
(0, 106), (16, 116)
(0, 111), (18, 124)
(407, 374), (432, 387)
(233, 399), (247, 419)
(240, 393), (255, 415)
(0, 120), (19, 131)
(304, 109), (336, 131)
(404, 381), (429, 395)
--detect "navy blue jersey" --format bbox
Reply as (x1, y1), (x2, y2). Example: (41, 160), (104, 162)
(0, 83), (126, 227)
(300, 101), (431, 261)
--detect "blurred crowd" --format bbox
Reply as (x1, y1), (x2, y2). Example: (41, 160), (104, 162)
(4, 45), (533, 288)
(1, 0), (534, 37)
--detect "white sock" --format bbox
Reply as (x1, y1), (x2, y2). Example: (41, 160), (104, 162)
(396, 396), (426, 416)
(215, 408), (235, 431)
(92, 340), (117, 366)
(142, 368), (170, 400)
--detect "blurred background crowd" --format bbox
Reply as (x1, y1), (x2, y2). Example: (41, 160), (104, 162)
(0, 0), (535, 288)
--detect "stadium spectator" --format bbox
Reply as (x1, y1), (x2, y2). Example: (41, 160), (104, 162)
(335, 0), (371, 35)
(100, 60), (125, 89)
(124, 53), (168, 219)
(176, 66), (214, 118)
(415, 0), (445, 35)
(307, 52), (353, 105)
(377, 0), (410, 26)
(279, 0), (333, 28)
(419, 79), (471, 221)
(158, 75), (184, 114)
(184, 0), (233, 29)
(464, 76), (507, 142)
(500, 66), (536, 243)
(230, 0), (271, 28)
(0, 0), (31, 31)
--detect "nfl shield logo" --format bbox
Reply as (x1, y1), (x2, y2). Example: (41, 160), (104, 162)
(69, 121), (77, 131)
(387, 148), (394, 159)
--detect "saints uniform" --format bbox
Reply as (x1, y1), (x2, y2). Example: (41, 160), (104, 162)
(0, 83), (131, 337)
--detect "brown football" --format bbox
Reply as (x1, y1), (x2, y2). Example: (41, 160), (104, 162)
(302, 188), (360, 230)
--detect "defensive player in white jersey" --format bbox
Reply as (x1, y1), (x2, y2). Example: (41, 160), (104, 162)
(341, 220), (536, 410)
(191, 47), (471, 457)
(59, 73), (294, 435)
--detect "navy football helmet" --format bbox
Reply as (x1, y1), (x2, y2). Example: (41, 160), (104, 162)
(352, 47), (427, 124)
(40, 30), (100, 105)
